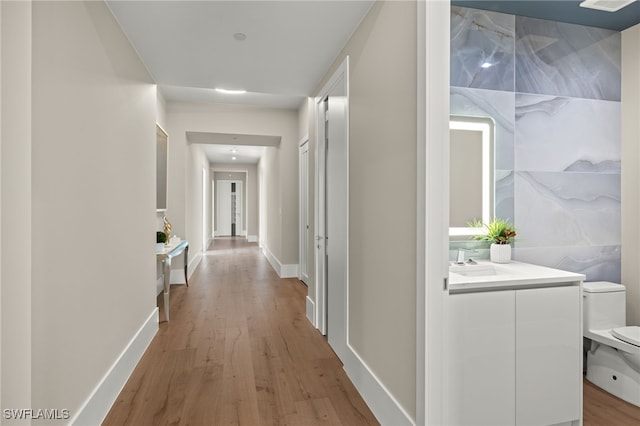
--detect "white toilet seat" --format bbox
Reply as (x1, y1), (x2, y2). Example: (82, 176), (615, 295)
(612, 326), (640, 347)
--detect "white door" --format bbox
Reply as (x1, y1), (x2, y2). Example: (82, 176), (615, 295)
(326, 84), (348, 357)
(315, 57), (348, 361)
(217, 181), (232, 236)
(299, 141), (309, 284)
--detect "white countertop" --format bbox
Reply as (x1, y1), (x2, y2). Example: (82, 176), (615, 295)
(449, 260), (585, 293)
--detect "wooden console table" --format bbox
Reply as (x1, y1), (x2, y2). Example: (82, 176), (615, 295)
(156, 240), (189, 321)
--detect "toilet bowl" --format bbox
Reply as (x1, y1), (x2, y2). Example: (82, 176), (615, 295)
(583, 281), (640, 407)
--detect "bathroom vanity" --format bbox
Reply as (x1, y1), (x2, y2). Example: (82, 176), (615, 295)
(446, 261), (585, 426)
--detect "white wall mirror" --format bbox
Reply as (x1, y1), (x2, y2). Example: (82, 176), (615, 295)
(156, 124), (168, 212)
(449, 116), (494, 236)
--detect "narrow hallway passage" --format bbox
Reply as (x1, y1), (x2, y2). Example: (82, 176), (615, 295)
(104, 238), (379, 425)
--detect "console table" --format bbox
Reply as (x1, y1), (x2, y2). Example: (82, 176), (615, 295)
(156, 240), (189, 321)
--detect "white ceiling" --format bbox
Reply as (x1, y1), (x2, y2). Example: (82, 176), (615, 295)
(107, 0), (374, 109)
(107, 0), (373, 164)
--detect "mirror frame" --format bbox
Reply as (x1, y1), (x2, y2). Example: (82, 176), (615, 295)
(156, 124), (168, 212)
(449, 116), (494, 236)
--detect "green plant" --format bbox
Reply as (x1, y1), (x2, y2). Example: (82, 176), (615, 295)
(157, 231), (168, 244)
(471, 218), (516, 245)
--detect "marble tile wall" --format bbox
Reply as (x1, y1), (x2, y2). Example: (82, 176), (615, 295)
(450, 6), (621, 282)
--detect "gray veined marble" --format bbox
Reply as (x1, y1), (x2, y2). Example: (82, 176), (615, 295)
(515, 172), (620, 248)
(495, 169), (514, 223)
(450, 87), (515, 170)
(515, 94), (621, 173)
(515, 16), (621, 101)
(515, 245), (621, 283)
(451, 6), (515, 91)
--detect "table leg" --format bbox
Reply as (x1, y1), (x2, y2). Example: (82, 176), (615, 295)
(184, 244), (189, 287)
(162, 256), (171, 322)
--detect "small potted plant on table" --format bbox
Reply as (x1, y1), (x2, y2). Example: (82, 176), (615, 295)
(156, 231), (168, 252)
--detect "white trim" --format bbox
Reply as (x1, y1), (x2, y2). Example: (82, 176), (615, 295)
(261, 246), (299, 278)
(187, 251), (202, 279)
(417, 1), (450, 425)
(306, 296), (315, 325)
(299, 138), (310, 283)
(343, 345), (414, 426)
(280, 263), (299, 278)
(247, 235), (258, 243)
(314, 56), (349, 337)
(70, 309), (158, 425)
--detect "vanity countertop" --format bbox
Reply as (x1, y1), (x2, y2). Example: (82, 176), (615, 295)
(448, 260), (585, 293)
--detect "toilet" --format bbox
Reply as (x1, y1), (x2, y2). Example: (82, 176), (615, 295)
(583, 281), (640, 407)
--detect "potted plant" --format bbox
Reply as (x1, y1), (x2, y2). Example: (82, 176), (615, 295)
(156, 231), (168, 252)
(472, 218), (517, 263)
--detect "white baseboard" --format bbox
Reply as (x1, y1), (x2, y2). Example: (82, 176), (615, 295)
(247, 235), (258, 243)
(306, 296), (315, 326)
(166, 253), (201, 285)
(187, 251), (202, 279)
(280, 263), (299, 278)
(343, 345), (415, 426)
(71, 309), (158, 425)
(261, 246), (299, 278)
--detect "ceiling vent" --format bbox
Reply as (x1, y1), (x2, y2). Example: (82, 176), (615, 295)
(579, 0), (636, 12)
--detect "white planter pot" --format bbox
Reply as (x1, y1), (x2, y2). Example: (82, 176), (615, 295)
(490, 243), (511, 263)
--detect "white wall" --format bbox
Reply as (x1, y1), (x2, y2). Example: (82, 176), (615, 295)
(0, 1), (158, 421)
(308, 1), (418, 420)
(186, 143), (211, 258)
(1, 0), (32, 413)
(622, 23), (640, 326)
(166, 102), (298, 269)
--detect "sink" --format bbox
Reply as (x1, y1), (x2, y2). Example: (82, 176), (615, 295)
(449, 263), (498, 277)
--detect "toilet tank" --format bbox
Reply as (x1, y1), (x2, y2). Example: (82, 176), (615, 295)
(583, 281), (626, 333)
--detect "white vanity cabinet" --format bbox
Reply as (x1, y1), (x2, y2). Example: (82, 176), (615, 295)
(446, 282), (582, 426)
(446, 290), (516, 426)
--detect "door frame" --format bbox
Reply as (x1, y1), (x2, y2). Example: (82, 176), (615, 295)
(299, 137), (310, 284)
(417, 1), (450, 425)
(314, 57), (349, 344)
(216, 179), (243, 237)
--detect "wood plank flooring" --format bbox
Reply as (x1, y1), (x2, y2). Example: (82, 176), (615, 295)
(104, 237), (640, 425)
(103, 237), (379, 426)
(583, 376), (640, 425)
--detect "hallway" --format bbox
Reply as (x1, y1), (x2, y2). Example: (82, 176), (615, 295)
(104, 238), (379, 425)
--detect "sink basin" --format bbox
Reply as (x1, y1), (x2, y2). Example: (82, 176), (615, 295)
(449, 263), (498, 277)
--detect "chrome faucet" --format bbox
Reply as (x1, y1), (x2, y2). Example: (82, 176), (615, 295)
(455, 248), (478, 265)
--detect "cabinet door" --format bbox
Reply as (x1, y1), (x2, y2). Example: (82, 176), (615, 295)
(516, 286), (581, 426)
(446, 291), (516, 426)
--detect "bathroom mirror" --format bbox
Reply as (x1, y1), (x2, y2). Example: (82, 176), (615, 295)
(449, 116), (494, 236)
(156, 124), (168, 212)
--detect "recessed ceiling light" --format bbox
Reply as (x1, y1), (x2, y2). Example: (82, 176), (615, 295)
(215, 88), (246, 95)
(481, 62), (493, 68)
(233, 32), (247, 41)
(579, 0), (636, 12)
(232, 156), (237, 160)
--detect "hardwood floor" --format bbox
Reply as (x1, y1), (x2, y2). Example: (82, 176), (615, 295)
(583, 376), (640, 425)
(104, 236), (640, 425)
(104, 237), (379, 426)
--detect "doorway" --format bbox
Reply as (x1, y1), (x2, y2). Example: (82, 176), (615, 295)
(299, 139), (309, 284)
(315, 57), (349, 362)
(216, 180), (243, 237)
